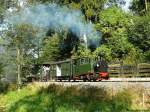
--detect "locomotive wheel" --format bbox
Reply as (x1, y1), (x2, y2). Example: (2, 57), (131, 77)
(83, 78), (86, 82)
(98, 79), (102, 81)
(68, 77), (71, 82)
(93, 79), (96, 82)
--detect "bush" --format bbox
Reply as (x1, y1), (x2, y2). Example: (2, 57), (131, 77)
(93, 45), (112, 61)
(7, 84), (17, 91)
(110, 90), (132, 112)
(0, 79), (9, 93)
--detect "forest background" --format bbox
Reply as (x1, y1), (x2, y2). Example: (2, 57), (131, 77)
(0, 0), (150, 81)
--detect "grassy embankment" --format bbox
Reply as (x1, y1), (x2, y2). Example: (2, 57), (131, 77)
(0, 83), (149, 112)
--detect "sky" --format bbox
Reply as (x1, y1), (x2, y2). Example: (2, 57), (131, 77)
(122, 0), (132, 11)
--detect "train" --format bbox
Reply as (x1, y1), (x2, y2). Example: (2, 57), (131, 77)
(37, 57), (109, 82)
(26, 57), (150, 82)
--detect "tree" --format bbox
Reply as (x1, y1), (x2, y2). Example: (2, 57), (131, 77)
(0, 62), (4, 77)
(106, 0), (126, 7)
(0, 0), (18, 23)
(93, 45), (112, 61)
(97, 6), (131, 33)
(109, 28), (133, 58)
(5, 24), (38, 89)
(0, 1), (5, 23)
(73, 45), (92, 58)
(96, 6), (134, 60)
(128, 12), (150, 61)
(129, 0), (148, 15)
(27, 0), (107, 23)
(41, 33), (61, 62)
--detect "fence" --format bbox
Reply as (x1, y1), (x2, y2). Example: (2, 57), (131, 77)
(108, 63), (150, 77)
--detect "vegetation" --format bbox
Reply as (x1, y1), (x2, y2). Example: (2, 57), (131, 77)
(0, 0), (149, 78)
(0, 1), (150, 111)
(0, 83), (147, 112)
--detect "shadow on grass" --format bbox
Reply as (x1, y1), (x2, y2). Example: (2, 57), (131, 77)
(8, 84), (132, 112)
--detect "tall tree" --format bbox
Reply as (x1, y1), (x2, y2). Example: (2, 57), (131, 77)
(96, 6), (140, 62)
(129, 0), (149, 15)
(41, 33), (61, 62)
(5, 24), (37, 89)
(128, 12), (150, 61)
(0, 0), (18, 23)
(27, 0), (106, 23)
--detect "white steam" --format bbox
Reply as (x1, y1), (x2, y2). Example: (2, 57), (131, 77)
(6, 3), (101, 47)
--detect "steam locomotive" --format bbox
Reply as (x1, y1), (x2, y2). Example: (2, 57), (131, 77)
(40, 57), (109, 82)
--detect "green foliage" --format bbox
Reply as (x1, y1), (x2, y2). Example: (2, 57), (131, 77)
(97, 7), (134, 60)
(99, 6), (130, 28)
(109, 29), (133, 58)
(1, 0), (150, 81)
(73, 45), (92, 58)
(0, 85), (36, 106)
(80, 0), (106, 22)
(27, 0), (106, 23)
(0, 62), (4, 76)
(106, 0), (126, 7)
(0, 80), (9, 93)
(4, 24), (38, 79)
(144, 50), (150, 62)
(97, 6), (131, 34)
(41, 33), (61, 61)
(6, 24), (38, 63)
(123, 47), (143, 64)
(129, 13), (150, 51)
(129, 0), (146, 15)
(0, 0), (18, 23)
(0, 84), (136, 112)
(128, 13), (150, 61)
(93, 45), (112, 61)
(0, 1), (5, 21)
(110, 90), (132, 111)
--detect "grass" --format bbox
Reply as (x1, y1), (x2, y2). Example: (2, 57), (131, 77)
(0, 83), (149, 112)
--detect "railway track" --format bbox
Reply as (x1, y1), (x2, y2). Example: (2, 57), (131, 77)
(102, 78), (150, 82)
(51, 78), (150, 82)
(36, 78), (150, 91)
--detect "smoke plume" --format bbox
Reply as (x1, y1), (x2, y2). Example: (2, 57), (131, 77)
(6, 3), (101, 47)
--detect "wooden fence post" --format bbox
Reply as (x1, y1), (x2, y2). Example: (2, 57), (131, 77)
(142, 92), (145, 108)
(120, 61), (123, 77)
(136, 63), (139, 78)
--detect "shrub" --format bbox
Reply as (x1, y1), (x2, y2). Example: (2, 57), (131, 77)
(0, 80), (9, 93)
(110, 89), (132, 112)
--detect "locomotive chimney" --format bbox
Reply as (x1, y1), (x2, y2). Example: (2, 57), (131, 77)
(80, 33), (88, 49)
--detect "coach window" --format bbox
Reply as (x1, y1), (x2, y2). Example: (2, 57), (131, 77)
(85, 58), (87, 63)
(81, 59), (85, 64)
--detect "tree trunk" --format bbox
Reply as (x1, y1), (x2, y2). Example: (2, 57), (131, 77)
(145, 0), (148, 11)
(17, 47), (21, 90)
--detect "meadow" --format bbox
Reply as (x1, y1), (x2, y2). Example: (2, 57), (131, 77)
(0, 83), (149, 112)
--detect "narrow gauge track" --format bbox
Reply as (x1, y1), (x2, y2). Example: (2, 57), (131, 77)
(53, 78), (150, 82)
(37, 80), (150, 91)
(102, 78), (150, 82)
